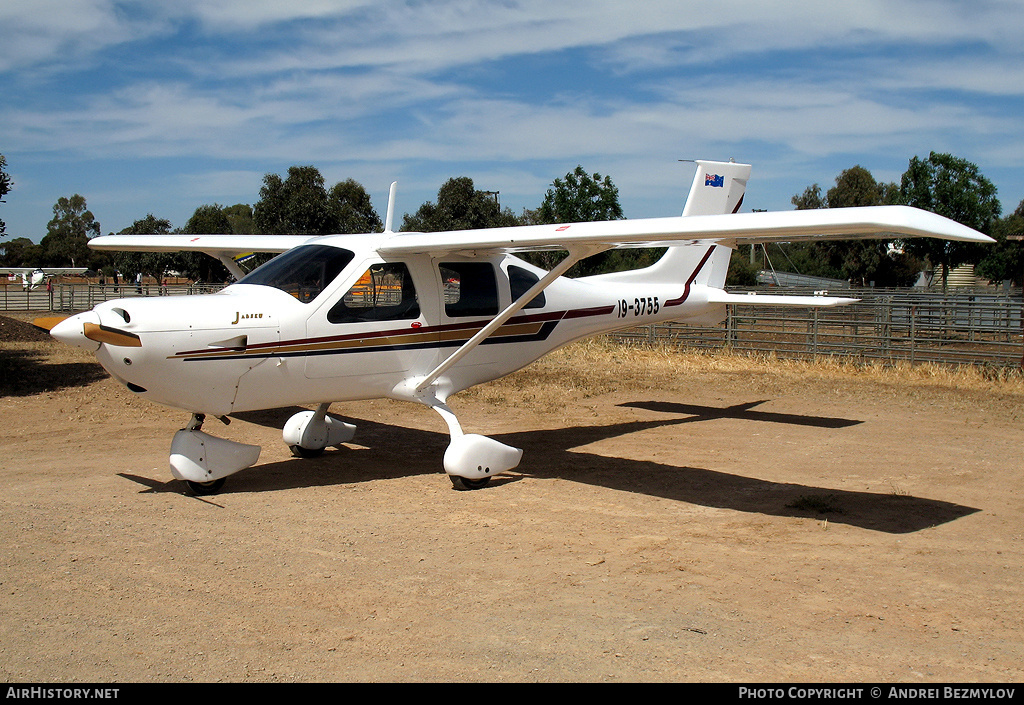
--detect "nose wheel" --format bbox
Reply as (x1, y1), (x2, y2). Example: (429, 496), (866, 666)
(449, 475), (491, 491)
(169, 413), (261, 496)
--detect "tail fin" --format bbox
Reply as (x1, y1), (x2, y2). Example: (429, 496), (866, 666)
(644, 160), (751, 288)
(681, 160), (751, 216)
(581, 160), (751, 290)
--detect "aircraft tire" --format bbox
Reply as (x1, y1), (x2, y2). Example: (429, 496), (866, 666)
(185, 478), (226, 496)
(449, 475), (491, 491)
(289, 445), (325, 458)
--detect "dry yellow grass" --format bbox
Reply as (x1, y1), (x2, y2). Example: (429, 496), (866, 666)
(460, 336), (1024, 410)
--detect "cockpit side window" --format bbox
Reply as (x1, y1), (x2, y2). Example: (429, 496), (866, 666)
(327, 262), (420, 324)
(238, 245), (354, 303)
(440, 262), (499, 317)
(508, 265), (545, 309)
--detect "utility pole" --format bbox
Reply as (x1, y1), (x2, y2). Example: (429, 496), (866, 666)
(751, 209), (767, 266)
(1008, 234), (1024, 367)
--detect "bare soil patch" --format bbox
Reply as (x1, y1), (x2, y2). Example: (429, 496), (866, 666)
(1, 316), (1022, 682)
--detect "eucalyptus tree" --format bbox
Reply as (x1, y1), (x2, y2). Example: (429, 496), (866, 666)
(41, 194), (100, 268)
(899, 152), (1001, 288)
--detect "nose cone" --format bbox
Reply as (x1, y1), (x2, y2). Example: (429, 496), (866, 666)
(50, 311), (101, 351)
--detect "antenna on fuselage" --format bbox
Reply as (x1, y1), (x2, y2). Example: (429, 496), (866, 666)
(384, 181), (398, 233)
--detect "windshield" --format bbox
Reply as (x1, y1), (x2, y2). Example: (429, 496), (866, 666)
(238, 245), (354, 303)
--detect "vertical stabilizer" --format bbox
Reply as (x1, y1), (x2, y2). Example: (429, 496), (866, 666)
(637, 160), (752, 289)
(581, 160), (751, 296)
(681, 160), (751, 216)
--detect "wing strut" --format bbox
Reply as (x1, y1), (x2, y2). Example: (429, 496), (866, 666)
(413, 244), (609, 395)
(216, 255), (247, 281)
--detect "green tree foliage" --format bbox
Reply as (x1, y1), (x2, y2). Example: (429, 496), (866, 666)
(537, 166), (623, 224)
(254, 166), (382, 237)
(254, 166), (334, 235)
(726, 249), (759, 286)
(112, 214), (175, 281)
(223, 204), (255, 235)
(526, 166), (645, 277)
(899, 151), (1001, 288)
(788, 165), (919, 286)
(0, 237), (42, 267)
(401, 176), (519, 233)
(182, 205), (234, 282)
(975, 199), (1024, 285)
(821, 166), (910, 286)
(825, 165), (898, 209)
(41, 194), (100, 268)
(186, 204), (231, 234)
(791, 184), (825, 210)
(330, 179), (383, 233)
(0, 154), (12, 238)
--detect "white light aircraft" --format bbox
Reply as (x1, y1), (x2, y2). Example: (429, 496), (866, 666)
(4, 267), (87, 289)
(42, 161), (992, 494)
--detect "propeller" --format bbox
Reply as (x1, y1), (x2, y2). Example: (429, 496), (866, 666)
(83, 322), (141, 347)
(31, 315), (69, 332)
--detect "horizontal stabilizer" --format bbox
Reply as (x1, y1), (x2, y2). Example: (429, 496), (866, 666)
(706, 290), (859, 307)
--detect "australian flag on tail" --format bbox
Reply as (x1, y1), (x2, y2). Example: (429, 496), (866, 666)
(705, 173), (725, 188)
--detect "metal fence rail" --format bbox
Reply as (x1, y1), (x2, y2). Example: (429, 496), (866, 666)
(610, 288), (1024, 368)
(0, 283), (224, 312)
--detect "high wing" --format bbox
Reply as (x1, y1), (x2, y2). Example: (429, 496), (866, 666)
(88, 234), (318, 279)
(87, 205), (990, 263)
(377, 205), (991, 257)
(87, 234), (312, 256)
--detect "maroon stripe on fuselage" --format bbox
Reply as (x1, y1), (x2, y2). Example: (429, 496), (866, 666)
(173, 306), (612, 358)
(663, 245), (717, 308)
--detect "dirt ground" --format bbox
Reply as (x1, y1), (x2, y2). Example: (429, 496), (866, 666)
(1, 314), (1022, 683)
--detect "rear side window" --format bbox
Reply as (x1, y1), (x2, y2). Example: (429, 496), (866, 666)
(441, 262), (498, 317)
(508, 265), (545, 309)
(328, 262), (420, 323)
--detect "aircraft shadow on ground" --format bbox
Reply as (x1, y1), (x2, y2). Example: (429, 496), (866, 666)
(122, 400), (978, 534)
(0, 349), (108, 396)
(617, 399), (863, 429)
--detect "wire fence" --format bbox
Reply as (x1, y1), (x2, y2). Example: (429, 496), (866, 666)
(609, 287), (1024, 369)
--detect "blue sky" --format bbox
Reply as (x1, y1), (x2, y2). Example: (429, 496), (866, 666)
(2, 1), (1022, 243)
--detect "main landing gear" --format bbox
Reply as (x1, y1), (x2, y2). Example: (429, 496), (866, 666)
(171, 405), (357, 495)
(428, 399), (523, 491)
(282, 403), (356, 458)
(170, 399), (518, 495)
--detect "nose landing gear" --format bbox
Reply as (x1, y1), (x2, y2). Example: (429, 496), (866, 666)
(171, 414), (261, 496)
